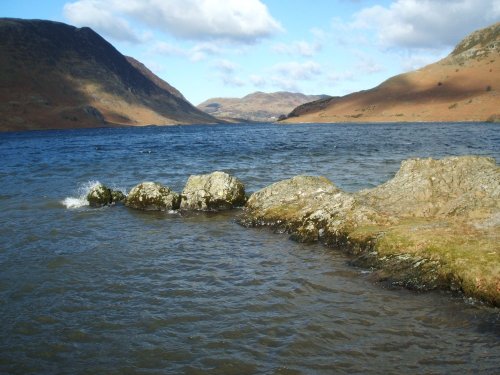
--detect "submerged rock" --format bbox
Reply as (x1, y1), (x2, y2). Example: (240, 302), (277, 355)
(87, 183), (113, 207)
(240, 156), (500, 306)
(125, 182), (180, 211)
(180, 171), (246, 211)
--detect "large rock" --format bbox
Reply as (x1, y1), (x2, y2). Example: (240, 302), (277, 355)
(87, 183), (127, 207)
(240, 156), (500, 306)
(242, 175), (384, 243)
(357, 156), (500, 219)
(125, 182), (180, 211)
(87, 183), (112, 207)
(180, 171), (246, 210)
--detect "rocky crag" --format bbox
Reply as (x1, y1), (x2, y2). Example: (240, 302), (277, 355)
(239, 156), (500, 306)
(0, 18), (219, 131)
(283, 22), (500, 123)
(198, 91), (329, 122)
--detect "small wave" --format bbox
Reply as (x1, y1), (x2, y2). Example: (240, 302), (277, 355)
(61, 180), (101, 209)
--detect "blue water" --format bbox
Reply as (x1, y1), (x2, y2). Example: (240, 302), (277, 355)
(0, 122), (499, 374)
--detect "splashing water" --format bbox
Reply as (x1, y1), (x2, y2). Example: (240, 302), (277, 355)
(61, 180), (101, 209)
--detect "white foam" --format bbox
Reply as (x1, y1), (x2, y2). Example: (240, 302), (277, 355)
(61, 180), (101, 209)
(61, 196), (88, 209)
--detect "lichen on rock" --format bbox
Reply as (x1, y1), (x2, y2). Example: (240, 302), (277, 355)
(87, 183), (113, 207)
(180, 171), (246, 211)
(240, 156), (500, 306)
(125, 182), (180, 211)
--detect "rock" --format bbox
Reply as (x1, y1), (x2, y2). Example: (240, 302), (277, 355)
(357, 156), (500, 219)
(87, 183), (113, 207)
(242, 175), (383, 243)
(111, 190), (126, 203)
(125, 182), (180, 211)
(180, 171), (246, 211)
(240, 156), (500, 306)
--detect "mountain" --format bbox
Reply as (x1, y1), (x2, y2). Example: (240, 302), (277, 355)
(282, 22), (500, 123)
(0, 18), (219, 131)
(198, 91), (330, 122)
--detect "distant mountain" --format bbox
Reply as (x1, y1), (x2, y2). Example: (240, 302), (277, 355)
(198, 91), (330, 122)
(0, 18), (219, 131)
(283, 22), (500, 123)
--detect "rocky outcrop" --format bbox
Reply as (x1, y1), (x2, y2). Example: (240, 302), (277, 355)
(240, 156), (500, 306)
(125, 182), (181, 211)
(356, 156), (499, 219)
(87, 183), (125, 207)
(181, 171), (246, 210)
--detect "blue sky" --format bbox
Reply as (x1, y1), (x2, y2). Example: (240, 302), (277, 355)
(2, 0), (499, 105)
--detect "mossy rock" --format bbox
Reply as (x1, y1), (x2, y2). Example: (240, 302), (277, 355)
(87, 184), (113, 207)
(240, 156), (500, 306)
(125, 182), (180, 211)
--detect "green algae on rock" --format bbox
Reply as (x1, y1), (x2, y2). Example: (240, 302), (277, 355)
(125, 182), (180, 211)
(87, 183), (126, 207)
(240, 156), (500, 306)
(87, 183), (114, 207)
(180, 171), (246, 211)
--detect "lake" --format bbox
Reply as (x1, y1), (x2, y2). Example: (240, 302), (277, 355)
(0, 122), (499, 374)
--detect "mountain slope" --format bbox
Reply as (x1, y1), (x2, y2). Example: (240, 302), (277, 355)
(283, 22), (500, 123)
(198, 91), (329, 122)
(0, 18), (218, 131)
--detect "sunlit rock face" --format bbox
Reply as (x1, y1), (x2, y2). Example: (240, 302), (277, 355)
(181, 171), (246, 211)
(125, 182), (181, 211)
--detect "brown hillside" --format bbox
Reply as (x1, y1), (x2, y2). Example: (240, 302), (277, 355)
(198, 91), (329, 122)
(0, 18), (219, 132)
(284, 22), (500, 123)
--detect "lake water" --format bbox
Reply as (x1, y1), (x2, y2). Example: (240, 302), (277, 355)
(0, 122), (499, 374)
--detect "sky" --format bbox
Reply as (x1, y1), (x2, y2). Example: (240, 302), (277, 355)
(1, 0), (499, 105)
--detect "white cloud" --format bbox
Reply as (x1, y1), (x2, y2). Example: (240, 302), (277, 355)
(220, 75), (245, 87)
(210, 59), (244, 87)
(249, 74), (267, 87)
(189, 42), (223, 61)
(151, 41), (186, 56)
(273, 40), (322, 57)
(255, 61), (323, 92)
(353, 51), (384, 74)
(64, 0), (283, 43)
(273, 27), (325, 57)
(150, 41), (224, 61)
(400, 52), (447, 71)
(214, 59), (238, 73)
(328, 71), (355, 84)
(272, 61), (322, 80)
(350, 0), (500, 49)
(64, 0), (142, 42)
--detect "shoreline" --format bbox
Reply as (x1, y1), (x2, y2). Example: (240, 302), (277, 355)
(238, 156), (500, 307)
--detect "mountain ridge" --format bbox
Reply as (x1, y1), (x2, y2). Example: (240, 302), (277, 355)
(0, 18), (219, 131)
(198, 91), (329, 122)
(283, 22), (500, 123)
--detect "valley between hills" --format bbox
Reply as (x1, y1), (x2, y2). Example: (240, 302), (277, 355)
(0, 18), (498, 131)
